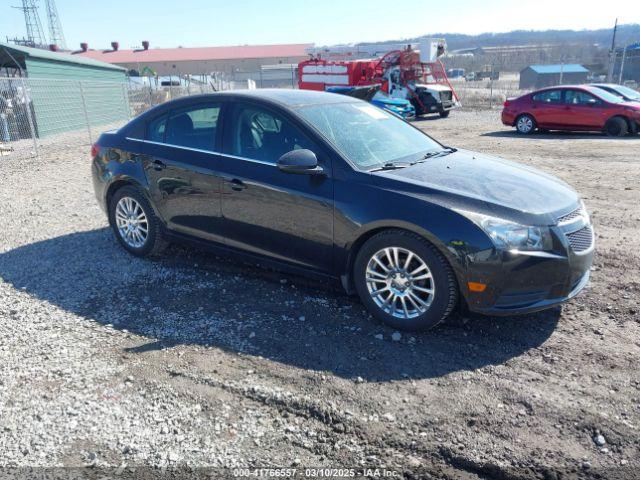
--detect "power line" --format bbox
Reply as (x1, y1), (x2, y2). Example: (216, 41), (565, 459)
(11, 0), (48, 48)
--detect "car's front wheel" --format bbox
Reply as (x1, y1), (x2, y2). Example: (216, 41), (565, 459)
(108, 185), (167, 257)
(353, 230), (458, 331)
(604, 117), (628, 137)
(439, 109), (451, 118)
(515, 114), (536, 134)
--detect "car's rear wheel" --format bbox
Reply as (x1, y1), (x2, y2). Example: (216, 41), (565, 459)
(604, 117), (628, 137)
(109, 186), (167, 257)
(353, 230), (458, 331)
(515, 114), (536, 134)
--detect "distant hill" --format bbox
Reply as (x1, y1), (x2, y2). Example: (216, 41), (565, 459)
(365, 24), (640, 50)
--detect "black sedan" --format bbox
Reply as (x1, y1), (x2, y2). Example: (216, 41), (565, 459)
(92, 89), (594, 331)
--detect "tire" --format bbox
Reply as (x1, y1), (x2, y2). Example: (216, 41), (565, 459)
(439, 110), (451, 118)
(353, 230), (458, 331)
(628, 120), (638, 136)
(515, 114), (536, 134)
(108, 185), (168, 257)
(604, 117), (628, 137)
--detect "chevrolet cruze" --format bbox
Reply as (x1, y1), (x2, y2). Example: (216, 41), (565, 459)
(92, 89), (594, 331)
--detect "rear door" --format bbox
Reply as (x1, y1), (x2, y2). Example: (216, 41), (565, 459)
(562, 89), (607, 128)
(530, 89), (565, 126)
(217, 101), (334, 273)
(142, 102), (226, 242)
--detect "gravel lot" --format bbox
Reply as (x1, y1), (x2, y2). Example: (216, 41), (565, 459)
(0, 110), (638, 479)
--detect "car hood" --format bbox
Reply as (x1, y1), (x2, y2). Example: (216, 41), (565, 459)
(373, 149), (579, 223)
(416, 83), (451, 92)
(621, 100), (640, 108)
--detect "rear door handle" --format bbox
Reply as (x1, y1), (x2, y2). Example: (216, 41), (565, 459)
(152, 159), (167, 171)
(229, 178), (246, 191)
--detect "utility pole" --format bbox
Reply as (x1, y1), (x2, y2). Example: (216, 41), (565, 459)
(618, 45), (627, 84)
(607, 18), (618, 82)
(12, 0), (47, 48)
(44, 0), (66, 50)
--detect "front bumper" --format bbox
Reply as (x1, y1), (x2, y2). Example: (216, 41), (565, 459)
(463, 224), (594, 316)
(471, 269), (590, 316)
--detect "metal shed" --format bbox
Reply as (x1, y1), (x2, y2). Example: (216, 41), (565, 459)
(519, 64), (589, 90)
(0, 42), (128, 138)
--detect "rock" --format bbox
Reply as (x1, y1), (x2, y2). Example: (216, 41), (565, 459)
(594, 434), (606, 446)
(298, 316), (305, 321)
(248, 332), (256, 338)
(381, 413), (396, 422)
(391, 331), (402, 341)
(374, 334), (384, 340)
(354, 376), (364, 384)
(581, 461), (591, 470)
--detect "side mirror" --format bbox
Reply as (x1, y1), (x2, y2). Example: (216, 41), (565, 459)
(277, 149), (324, 175)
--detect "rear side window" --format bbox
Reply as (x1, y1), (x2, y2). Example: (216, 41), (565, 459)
(532, 90), (562, 104)
(147, 115), (167, 142)
(164, 105), (221, 151)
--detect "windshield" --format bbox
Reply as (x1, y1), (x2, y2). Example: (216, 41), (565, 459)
(590, 87), (626, 104)
(296, 102), (442, 169)
(612, 85), (640, 100)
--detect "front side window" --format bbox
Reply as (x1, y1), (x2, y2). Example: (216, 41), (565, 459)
(164, 104), (220, 150)
(564, 90), (599, 106)
(532, 90), (562, 104)
(296, 102), (442, 169)
(230, 104), (314, 163)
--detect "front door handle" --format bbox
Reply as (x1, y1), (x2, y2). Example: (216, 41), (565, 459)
(229, 178), (246, 191)
(152, 159), (167, 171)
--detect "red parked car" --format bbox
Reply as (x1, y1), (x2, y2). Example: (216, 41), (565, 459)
(502, 85), (640, 136)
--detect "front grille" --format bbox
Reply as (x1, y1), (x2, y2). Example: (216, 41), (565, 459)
(566, 226), (593, 253)
(558, 206), (583, 224)
(439, 91), (452, 102)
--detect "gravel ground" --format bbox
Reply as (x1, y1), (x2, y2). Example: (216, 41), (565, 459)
(0, 110), (639, 479)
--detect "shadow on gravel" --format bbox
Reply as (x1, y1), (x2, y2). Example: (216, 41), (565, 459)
(0, 229), (560, 381)
(481, 130), (639, 140)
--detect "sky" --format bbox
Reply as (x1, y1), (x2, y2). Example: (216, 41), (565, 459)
(1, 0), (639, 50)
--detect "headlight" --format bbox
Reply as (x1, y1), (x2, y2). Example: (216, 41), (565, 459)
(457, 210), (553, 251)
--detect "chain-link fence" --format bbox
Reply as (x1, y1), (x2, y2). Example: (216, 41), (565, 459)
(454, 79), (525, 109)
(0, 73), (530, 161)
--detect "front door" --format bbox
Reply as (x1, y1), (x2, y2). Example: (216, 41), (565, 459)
(142, 103), (226, 242)
(562, 89), (607, 129)
(218, 102), (334, 273)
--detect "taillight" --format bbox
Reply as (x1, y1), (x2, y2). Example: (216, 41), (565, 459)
(91, 143), (99, 158)
(503, 100), (511, 107)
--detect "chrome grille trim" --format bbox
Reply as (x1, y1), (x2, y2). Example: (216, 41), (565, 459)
(558, 206), (583, 225)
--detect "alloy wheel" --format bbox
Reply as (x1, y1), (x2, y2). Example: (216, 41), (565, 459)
(365, 247), (435, 319)
(517, 116), (534, 133)
(115, 197), (149, 249)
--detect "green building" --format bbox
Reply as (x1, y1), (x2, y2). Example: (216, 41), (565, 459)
(0, 42), (129, 137)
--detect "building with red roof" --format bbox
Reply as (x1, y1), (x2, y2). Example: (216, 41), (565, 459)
(72, 42), (313, 77)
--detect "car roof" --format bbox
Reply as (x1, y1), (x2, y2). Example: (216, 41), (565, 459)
(121, 89), (361, 136)
(176, 88), (360, 108)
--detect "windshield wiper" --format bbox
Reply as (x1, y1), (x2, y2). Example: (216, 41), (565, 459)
(369, 162), (413, 171)
(421, 147), (457, 160)
(410, 147), (458, 164)
(370, 147), (458, 171)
